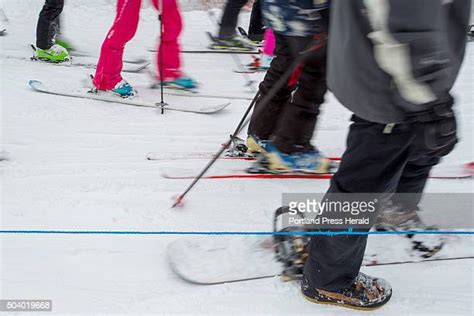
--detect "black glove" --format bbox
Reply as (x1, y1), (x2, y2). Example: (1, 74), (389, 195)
(410, 97), (457, 159)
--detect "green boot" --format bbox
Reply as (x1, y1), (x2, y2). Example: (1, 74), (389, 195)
(35, 44), (70, 63)
(55, 37), (75, 51)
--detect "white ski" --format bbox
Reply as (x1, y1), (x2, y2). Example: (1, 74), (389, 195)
(28, 80), (231, 114)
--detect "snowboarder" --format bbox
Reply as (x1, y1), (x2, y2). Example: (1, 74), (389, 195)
(210, 0), (258, 50)
(34, 0), (70, 63)
(92, 0), (197, 98)
(246, 0), (331, 173)
(300, 0), (471, 310)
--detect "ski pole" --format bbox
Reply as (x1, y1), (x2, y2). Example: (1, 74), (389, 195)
(171, 35), (327, 208)
(172, 91), (260, 208)
(157, 0), (167, 114)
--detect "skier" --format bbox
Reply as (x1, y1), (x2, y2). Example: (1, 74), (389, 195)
(210, 0), (257, 50)
(245, 0), (331, 173)
(92, 0), (197, 98)
(300, 0), (471, 310)
(34, 0), (70, 63)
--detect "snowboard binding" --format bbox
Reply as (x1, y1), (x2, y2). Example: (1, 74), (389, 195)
(273, 206), (310, 281)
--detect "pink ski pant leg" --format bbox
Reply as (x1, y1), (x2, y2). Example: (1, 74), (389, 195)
(152, 0), (182, 80)
(262, 28), (275, 56)
(94, 0), (141, 90)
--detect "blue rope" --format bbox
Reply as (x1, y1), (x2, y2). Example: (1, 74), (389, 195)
(0, 230), (473, 236)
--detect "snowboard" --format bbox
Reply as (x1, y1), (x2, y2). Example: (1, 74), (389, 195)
(167, 234), (474, 285)
(28, 80), (231, 114)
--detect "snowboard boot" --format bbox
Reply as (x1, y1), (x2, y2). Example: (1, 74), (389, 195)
(35, 44), (70, 63)
(374, 203), (444, 258)
(301, 273), (392, 310)
(263, 141), (332, 174)
(162, 76), (198, 91)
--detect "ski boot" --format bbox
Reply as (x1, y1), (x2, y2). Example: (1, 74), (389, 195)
(246, 134), (269, 154)
(90, 79), (136, 98)
(209, 34), (257, 51)
(34, 44), (70, 63)
(244, 55), (271, 73)
(224, 135), (253, 158)
(301, 273), (392, 310)
(55, 37), (75, 52)
(374, 203), (444, 258)
(262, 141), (332, 174)
(237, 27), (264, 47)
(468, 25), (474, 42)
(162, 76), (198, 91)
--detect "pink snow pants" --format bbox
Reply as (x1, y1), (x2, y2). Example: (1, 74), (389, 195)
(262, 28), (275, 57)
(93, 0), (182, 90)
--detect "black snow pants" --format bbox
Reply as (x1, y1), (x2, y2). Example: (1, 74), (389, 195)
(303, 115), (442, 292)
(248, 33), (327, 154)
(36, 0), (64, 49)
(218, 0), (248, 39)
(248, 0), (264, 41)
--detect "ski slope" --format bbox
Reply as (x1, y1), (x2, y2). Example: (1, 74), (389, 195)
(1, 1), (473, 315)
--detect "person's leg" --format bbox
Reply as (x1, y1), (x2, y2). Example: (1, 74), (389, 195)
(262, 28), (275, 57)
(388, 158), (438, 210)
(152, 0), (182, 80)
(93, 0), (141, 90)
(36, 0), (64, 49)
(218, 0), (249, 39)
(248, 33), (294, 141)
(304, 117), (416, 291)
(272, 35), (327, 153)
(248, 0), (264, 41)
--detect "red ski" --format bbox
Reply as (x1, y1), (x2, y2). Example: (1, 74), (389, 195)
(147, 152), (341, 162)
(162, 162), (473, 180)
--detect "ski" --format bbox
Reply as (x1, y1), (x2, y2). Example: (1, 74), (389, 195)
(31, 58), (150, 73)
(167, 235), (474, 285)
(147, 151), (341, 162)
(162, 163), (473, 180)
(233, 68), (267, 74)
(69, 50), (148, 64)
(28, 80), (231, 114)
(29, 44), (149, 73)
(163, 90), (254, 101)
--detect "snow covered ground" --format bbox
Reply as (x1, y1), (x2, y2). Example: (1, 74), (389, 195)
(1, 1), (473, 315)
